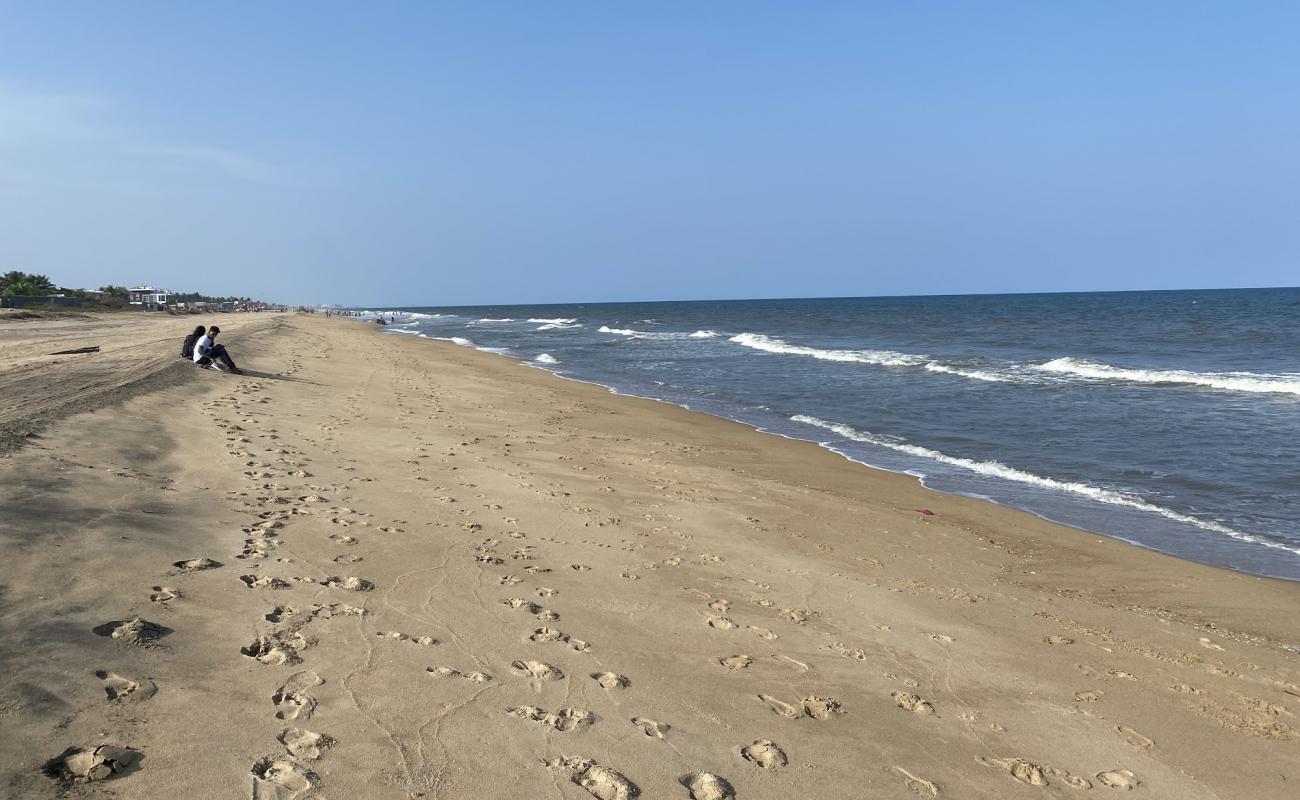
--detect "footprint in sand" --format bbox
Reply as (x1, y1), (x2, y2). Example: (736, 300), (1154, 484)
(980, 756), (1048, 786)
(591, 672), (630, 689)
(893, 766), (940, 796)
(741, 739), (786, 769)
(708, 599), (731, 612)
(545, 756), (638, 800)
(1074, 690), (1104, 702)
(503, 598), (543, 614)
(980, 756), (1090, 789)
(376, 631), (436, 646)
(329, 534), (358, 545)
(1097, 769), (1141, 790)
(758, 694), (802, 719)
(719, 655), (752, 671)
(707, 617), (737, 630)
(803, 695), (843, 719)
(321, 576), (374, 591)
(511, 659), (564, 682)
(1044, 635), (1075, 645)
(278, 728), (330, 760)
(43, 744), (141, 784)
(508, 706), (594, 731)
(273, 671), (323, 720)
(682, 772), (735, 800)
(172, 558), (221, 572)
(149, 586), (179, 603)
(529, 627), (591, 651)
(240, 575), (291, 590)
(749, 626), (778, 640)
(631, 717), (668, 738)
(530, 626), (565, 643)
(94, 670), (156, 703)
(242, 634), (300, 666)
(780, 608), (812, 625)
(427, 666), (493, 683)
(333, 554), (362, 564)
(250, 757), (312, 798)
(893, 691), (936, 715)
(92, 618), (171, 646)
(1116, 725), (1154, 751)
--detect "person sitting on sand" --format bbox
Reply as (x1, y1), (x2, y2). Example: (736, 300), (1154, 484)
(180, 324), (206, 360)
(192, 325), (243, 374)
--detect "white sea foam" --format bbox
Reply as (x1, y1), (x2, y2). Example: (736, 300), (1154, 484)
(599, 325), (701, 340)
(1037, 357), (1300, 396)
(690, 330), (720, 338)
(791, 414), (1300, 556)
(429, 336), (474, 346)
(535, 353), (559, 364)
(470, 318), (514, 323)
(534, 322), (582, 330)
(528, 317), (577, 324)
(730, 332), (926, 367)
(923, 362), (1014, 383)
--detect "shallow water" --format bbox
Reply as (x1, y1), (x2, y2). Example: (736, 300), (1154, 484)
(366, 288), (1300, 580)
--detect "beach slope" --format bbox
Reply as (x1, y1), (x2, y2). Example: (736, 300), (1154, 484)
(1, 313), (1296, 799)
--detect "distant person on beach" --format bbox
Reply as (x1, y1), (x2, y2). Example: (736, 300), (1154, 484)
(180, 324), (206, 360)
(192, 325), (243, 374)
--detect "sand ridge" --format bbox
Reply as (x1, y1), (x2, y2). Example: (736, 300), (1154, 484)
(0, 313), (1297, 798)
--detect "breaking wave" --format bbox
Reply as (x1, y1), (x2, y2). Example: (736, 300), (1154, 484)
(730, 332), (926, 367)
(535, 353), (559, 364)
(790, 414), (1300, 556)
(922, 362), (1015, 383)
(1037, 358), (1300, 396)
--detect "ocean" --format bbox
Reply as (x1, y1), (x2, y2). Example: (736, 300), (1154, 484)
(364, 288), (1300, 581)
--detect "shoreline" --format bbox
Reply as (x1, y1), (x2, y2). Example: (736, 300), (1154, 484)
(3, 313), (1297, 798)
(385, 325), (1300, 584)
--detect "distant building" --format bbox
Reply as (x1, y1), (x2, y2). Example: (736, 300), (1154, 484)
(127, 286), (171, 308)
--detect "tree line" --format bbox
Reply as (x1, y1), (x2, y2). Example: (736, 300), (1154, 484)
(0, 271), (253, 307)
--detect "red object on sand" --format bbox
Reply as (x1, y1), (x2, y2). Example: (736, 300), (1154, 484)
(915, 508), (935, 516)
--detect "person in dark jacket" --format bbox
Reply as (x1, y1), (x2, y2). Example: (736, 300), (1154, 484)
(180, 325), (206, 359)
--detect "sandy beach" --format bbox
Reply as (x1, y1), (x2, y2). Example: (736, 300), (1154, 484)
(2, 311), (1297, 799)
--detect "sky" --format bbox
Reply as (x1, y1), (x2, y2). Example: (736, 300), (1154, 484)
(1, 2), (1297, 306)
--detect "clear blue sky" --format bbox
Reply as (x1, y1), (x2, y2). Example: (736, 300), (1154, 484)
(1, 2), (1296, 306)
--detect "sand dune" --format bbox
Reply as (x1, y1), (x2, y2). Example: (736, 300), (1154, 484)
(1, 312), (1297, 798)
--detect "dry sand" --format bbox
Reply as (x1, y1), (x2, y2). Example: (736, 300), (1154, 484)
(1, 312), (1297, 799)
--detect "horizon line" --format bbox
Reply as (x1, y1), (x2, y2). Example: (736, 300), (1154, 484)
(343, 283), (1300, 310)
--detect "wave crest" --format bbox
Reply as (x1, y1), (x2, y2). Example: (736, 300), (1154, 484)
(790, 414), (1300, 555)
(730, 332), (926, 367)
(1038, 358), (1300, 396)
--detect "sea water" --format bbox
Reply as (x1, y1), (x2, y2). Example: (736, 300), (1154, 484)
(366, 288), (1300, 580)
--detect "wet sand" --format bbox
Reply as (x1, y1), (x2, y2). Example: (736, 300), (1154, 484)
(1, 312), (1297, 799)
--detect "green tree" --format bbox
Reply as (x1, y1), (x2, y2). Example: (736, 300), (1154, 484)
(0, 271), (58, 296)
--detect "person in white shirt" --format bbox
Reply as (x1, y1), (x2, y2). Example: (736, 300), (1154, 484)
(192, 326), (242, 374)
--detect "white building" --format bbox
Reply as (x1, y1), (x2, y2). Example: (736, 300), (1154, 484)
(127, 286), (171, 307)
